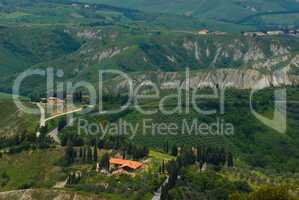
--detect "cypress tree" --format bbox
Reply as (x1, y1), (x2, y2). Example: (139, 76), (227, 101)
(79, 148), (83, 158)
(79, 91), (83, 103)
(100, 153), (110, 170)
(73, 149), (77, 160)
(58, 116), (67, 131)
(162, 160), (165, 174)
(165, 140), (169, 153)
(122, 149), (126, 159)
(87, 147), (93, 163)
(82, 147), (86, 163)
(65, 139), (74, 165)
(227, 152), (234, 167)
(127, 143), (132, 155)
(196, 145), (201, 162)
(171, 144), (178, 156)
(93, 145), (98, 162)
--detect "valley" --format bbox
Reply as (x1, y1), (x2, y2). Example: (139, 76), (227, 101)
(0, 0), (299, 200)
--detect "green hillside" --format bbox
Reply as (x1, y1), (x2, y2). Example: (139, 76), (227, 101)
(2, 0), (299, 32)
(0, 1), (299, 199)
(0, 0), (298, 35)
(77, 0), (299, 29)
(0, 93), (38, 142)
(0, 26), (81, 93)
(0, 0), (207, 30)
(58, 87), (299, 173)
(1, 24), (299, 95)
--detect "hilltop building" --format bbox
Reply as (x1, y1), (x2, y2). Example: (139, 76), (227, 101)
(198, 29), (209, 35)
(243, 32), (266, 37)
(267, 30), (284, 36)
(47, 97), (65, 105)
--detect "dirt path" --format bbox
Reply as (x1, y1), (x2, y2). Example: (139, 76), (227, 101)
(152, 176), (169, 200)
(36, 103), (82, 141)
(53, 179), (67, 189)
(44, 108), (82, 123)
(48, 128), (61, 144)
(37, 103), (45, 127)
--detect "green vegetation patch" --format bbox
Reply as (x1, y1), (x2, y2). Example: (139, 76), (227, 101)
(0, 148), (66, 191)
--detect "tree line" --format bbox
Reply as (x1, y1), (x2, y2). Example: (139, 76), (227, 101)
(0, 125), (52, 154)
(160, 144), (234, 200)
(64, 136), (149, 166)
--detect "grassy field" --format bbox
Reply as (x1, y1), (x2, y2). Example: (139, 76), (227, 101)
(0, 189), (115, 200)
(0, 93), (38, 138)
(146, 150), (175, 172)
(220, 167), (299, 191)
(0, 148), (66, 191)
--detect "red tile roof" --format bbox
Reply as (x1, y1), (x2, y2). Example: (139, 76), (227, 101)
(110, 158), (143, 170)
